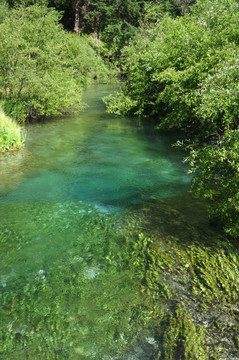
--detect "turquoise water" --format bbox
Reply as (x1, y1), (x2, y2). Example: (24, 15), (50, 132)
(0, 85), (191, 359)
(0, 86), (190, 208)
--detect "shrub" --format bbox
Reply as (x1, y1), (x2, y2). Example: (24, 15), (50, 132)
(105, 0), (239, 237)
(188, 130), (239, 237)
(0, 5), (112, 123)
(0, 107), (24, 151)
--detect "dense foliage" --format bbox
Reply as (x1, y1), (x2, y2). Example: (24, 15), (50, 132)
(105, 0), (239, 237)
(0, 3), (110, 122)
(188, 130), (239, 237)
(4, 0), (195, 59)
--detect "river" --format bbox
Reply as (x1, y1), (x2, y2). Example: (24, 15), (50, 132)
(0, 85), (237, 359)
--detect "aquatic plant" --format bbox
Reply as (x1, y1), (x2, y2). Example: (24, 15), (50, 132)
(1, 197), (238, 359)
(0, 202), (147, 359)
(119, 198), (239, 359)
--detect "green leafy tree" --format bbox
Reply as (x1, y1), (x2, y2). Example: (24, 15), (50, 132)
(105, 0), (239, 237)
(0, 5), (82, 121)
(4, 0), (191, 58)
(0, 4), (109, 122)
(80, 0), (144, 57)
(188, 130), (239, 237)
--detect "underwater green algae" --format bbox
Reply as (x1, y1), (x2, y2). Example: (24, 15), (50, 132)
(1, 197), (239, 359)
(118, 197), (239, 359)
(0, 201), (146, 359)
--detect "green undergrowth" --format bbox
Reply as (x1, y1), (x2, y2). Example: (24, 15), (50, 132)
(0, 107), (24, 151)
(62, 33), (116, 87)
(0, 197), (238, 359)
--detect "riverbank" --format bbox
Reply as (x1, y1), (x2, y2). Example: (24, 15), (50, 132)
(0, 108), (24, 152)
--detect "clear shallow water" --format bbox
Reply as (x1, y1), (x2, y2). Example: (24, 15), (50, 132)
(0, 85), (190, 208)
(0, 85), (192, 359)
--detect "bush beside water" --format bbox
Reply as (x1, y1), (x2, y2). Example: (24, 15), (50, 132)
(0, 107), (24, 151)
(104, 0), (239, 238)
(0, 4), (113, 124)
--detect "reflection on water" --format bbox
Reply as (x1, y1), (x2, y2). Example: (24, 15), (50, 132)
(0, 85), (192, 359)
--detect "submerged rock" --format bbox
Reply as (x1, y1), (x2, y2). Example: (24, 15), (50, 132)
(35, 269), (46, 280)
(121, 331), (159, 360)
(83, 266), (100, 279)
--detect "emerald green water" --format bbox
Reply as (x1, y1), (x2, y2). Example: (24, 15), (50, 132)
(0, 85), (192, 359)
(0, 87), (190, 207)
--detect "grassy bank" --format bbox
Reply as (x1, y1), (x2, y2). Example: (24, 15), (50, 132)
(0, 108), (24, 152)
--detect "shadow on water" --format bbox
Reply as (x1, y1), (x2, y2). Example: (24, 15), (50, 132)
(127, 193), (222, 246)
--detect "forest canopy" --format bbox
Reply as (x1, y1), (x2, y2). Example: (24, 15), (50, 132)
(2, 0), (196, 58)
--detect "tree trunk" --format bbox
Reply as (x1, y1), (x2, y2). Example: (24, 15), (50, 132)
(74, 0), (81, 34)
(93, 15), (100, 40)
(74, 0), (91, 34)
